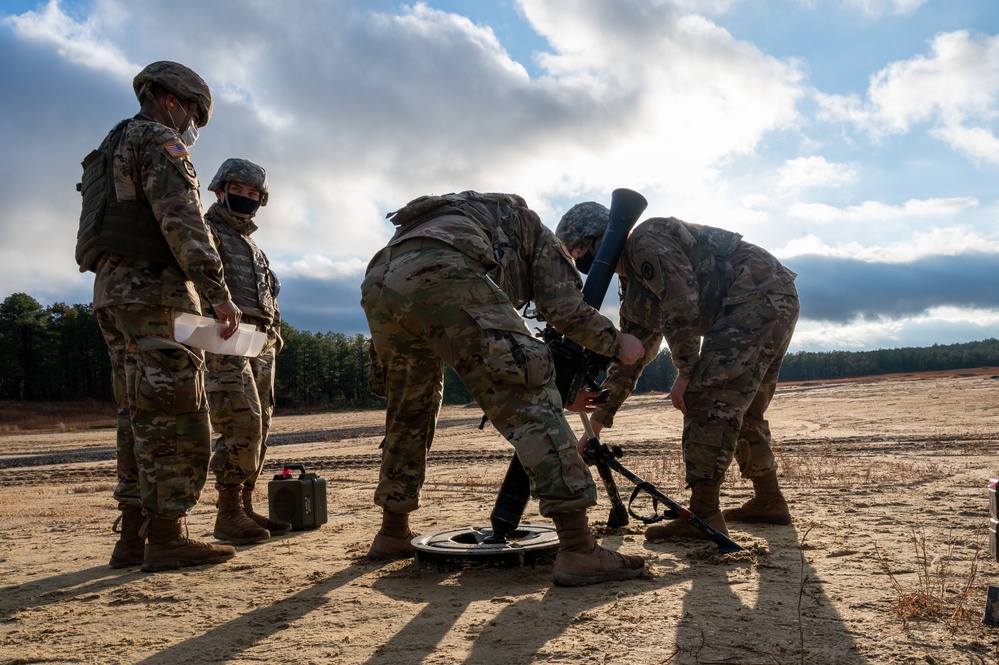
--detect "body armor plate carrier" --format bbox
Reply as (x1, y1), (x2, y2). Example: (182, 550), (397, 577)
(76, 119), (179, 273)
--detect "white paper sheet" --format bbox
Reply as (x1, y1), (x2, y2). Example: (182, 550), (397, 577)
(174, 313), (266, 357)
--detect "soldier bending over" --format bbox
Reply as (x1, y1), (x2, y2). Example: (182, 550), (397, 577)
(360, 191), (647, 587)
(557, 203), (799, 542)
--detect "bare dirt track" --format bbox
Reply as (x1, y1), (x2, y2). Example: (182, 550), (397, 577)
(2, 369), (999, 664)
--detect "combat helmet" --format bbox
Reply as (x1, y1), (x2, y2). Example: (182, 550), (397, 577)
(133, 61), (213, 127)
(555, 201), (611, 254)
(209, 158), (269, 206)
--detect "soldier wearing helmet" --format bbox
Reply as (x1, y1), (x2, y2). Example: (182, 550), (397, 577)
(361, 191), (647, 587)
(200, 158), (291, 544)
(556, 203), (800, 543)
(76, 61), (240, 572)
(132, 60), (213, 146)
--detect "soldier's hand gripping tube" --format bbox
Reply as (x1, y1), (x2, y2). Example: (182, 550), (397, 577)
(487, 189), (648, 541)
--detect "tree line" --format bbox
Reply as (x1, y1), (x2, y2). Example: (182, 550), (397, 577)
(3, 292), (997, 409)
(0, 292), (679, 409)
(777, 338), (999, 381)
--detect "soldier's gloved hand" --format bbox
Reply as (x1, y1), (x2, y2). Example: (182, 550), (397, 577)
(616, 333), (644, 365)
(213, 300), (243, 340)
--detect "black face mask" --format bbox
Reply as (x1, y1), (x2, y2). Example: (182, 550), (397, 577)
(225, 192), (261, 217)
(575, 248), (596, 274)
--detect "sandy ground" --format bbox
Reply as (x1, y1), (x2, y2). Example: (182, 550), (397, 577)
(2, 369), (999, 664)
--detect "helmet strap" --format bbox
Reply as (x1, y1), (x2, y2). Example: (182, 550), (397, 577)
(152, 95), (182, 133)
(152, 95), (195, 134)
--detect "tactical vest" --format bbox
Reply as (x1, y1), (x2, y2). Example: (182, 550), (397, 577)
(389, 191), (527, 228)
(621, 219), (750, 333)
(387, 191), (528, 280)
(686, 221), (743, 325)
(75, 118), (178, 273)
(207, 210), (276, 325)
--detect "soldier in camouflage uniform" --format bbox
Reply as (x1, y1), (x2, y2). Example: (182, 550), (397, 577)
(202, 158), (292, 544)
(360, 191), (648, 587)
(556, 203), (799, 542)
(76, 61), (240, 572)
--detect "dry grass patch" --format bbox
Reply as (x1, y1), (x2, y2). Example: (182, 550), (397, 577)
(875, 526), (983, 634)
(0, 399), (116, 434)
(67, 483), (115, 495)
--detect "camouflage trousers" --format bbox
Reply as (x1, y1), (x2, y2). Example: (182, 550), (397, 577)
(206, 344), (277, 489)
(97, 304), (211, 519)
(682, 286), (799, 485)
(360, 240), (597, 517)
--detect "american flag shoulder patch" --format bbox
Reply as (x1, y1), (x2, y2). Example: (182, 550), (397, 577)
(164, 142), (190, 158)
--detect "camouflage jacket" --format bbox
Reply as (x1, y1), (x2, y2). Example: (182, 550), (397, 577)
(386, 191), (624, 358)
(203, 203), (282, 350)
(593, 217), (797, 427)
(93, 113), (230, 312)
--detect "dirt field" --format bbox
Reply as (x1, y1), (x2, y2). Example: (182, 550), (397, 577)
(2, 369), (999, 664)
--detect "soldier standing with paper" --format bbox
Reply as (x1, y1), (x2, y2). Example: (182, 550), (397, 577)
(75, 61), (241, 572)
(201, 158), (292, 544)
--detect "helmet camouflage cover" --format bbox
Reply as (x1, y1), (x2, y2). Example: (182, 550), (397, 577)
(133, 61), (213, 127)
(209, 158), (269, 206)
(555, 201), (611, 253)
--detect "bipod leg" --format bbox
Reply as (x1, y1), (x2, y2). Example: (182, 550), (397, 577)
(579, 414), (629, 528)
(596, 451), (744, 554)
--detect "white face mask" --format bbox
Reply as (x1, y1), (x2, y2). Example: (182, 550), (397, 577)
(162, 98), (200, 147)
(181, 123), (199, 147)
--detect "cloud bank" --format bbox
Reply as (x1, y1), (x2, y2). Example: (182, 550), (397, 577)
(1, 0), (998, 353)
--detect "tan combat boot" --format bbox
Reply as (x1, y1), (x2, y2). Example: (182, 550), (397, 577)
(141, 516), (236, 572)
(242, 484), (292, 536)
(213, 487), (270, 545)
(366, 509), (417, 560)
(722, 470), (791, 525)
(109, 505), (146, 569)
(645, 478), (728, 541)
(551, 510), (645, 587)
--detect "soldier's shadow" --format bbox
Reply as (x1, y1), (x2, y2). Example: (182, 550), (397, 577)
(134, 558), (376, 665)
(0, 564), (142, 620)
(656, 522), (872, 665)
(366, 530), (681, 665)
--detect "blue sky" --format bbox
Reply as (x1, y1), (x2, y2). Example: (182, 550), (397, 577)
(2, 0), (998, 352)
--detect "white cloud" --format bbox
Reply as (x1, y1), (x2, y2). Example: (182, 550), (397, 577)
(4, 0), (136, 80)
(792, 306), (999, 352)
(3, 0), (808, 282)
(517, 0), (805, 191)
(788, 197), (978, 223)
(842, 0), (928, 17)
(775, 225), (999, 262)
(776, 156), (857, 193)
(276, 255), (368, 281)
(817, 30), (999, 163)
(931, 124), (999, 164)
